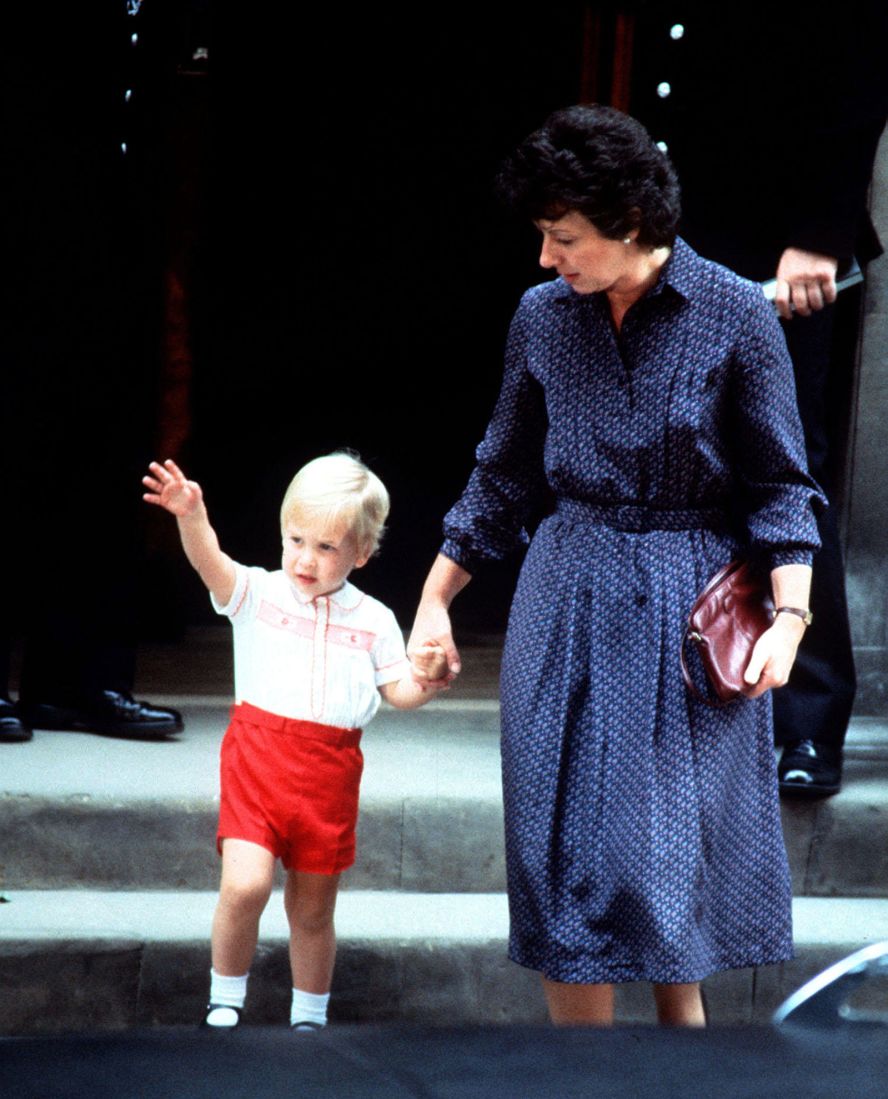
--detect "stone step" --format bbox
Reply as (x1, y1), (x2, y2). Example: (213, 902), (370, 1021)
(2, 702), (887, 897)
(1, 890), (886, 1033)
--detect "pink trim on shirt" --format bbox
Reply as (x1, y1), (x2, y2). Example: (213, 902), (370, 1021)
(257, 601), (375, 651)
(230, 576), (250, 619)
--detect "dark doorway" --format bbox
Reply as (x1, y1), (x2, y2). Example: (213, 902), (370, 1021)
(188, 8), (589, 630)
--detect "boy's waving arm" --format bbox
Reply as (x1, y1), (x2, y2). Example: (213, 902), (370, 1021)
(142, 459), (237, 606)
(378, 641), (450, 709)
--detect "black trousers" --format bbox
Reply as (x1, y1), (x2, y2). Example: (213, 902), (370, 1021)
(771, 304), (857, 749)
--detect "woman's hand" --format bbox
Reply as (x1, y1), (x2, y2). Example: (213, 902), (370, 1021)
(142, 459), (204, 518)
(743, 611), (807, 698)
(743, 561), (812, 697)
(406, 554), (472, 685)
(407, 601), (461, 685)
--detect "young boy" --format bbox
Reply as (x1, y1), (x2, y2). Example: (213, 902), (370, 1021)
(142, 452), (448, 1030)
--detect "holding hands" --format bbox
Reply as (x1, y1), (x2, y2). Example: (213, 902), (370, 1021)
(410, 640), (451, 685)
(143, 459), (205, 517)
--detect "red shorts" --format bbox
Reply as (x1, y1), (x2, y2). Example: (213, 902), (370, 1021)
(217, 701), (363, 874)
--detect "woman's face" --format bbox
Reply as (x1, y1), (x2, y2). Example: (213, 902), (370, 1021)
(535, 210), (637, 295)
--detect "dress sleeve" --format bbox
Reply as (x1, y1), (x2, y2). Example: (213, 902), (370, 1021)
(730, 290), (827, 569)
(441, 296), (549, 571)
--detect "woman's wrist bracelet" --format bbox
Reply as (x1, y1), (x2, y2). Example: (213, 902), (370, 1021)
(772, 606), (813, 627)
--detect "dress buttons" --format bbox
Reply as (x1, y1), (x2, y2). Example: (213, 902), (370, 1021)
(670, 24), (685, 40)
(656, 82), (671, 99)
(635, 594), (648, 607)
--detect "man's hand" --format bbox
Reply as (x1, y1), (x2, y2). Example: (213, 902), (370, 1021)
(774, 247), (838, 320)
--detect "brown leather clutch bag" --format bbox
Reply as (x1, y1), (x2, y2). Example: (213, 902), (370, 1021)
(681, 559), (774, 705)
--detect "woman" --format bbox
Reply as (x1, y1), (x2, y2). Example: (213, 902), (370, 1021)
(408, 106), (825, 1027)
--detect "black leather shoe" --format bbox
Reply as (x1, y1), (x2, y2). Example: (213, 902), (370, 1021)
(778, 738), (842, 799)
(0, 698), (33, 743)
(22, 691), (183, 739)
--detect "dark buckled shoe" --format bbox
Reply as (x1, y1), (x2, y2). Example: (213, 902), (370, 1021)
(22, 691), (183, 739)
(778, 738), (842, 799)
(0, 698), (33, 743)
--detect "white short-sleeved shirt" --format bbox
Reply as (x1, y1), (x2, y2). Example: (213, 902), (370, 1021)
(212, 562), (409, 728)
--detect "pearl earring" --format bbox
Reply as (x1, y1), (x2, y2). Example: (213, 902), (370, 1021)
(623, 237), (632, 245)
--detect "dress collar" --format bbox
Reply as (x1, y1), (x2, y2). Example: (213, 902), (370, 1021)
(553, 236), (696, 306)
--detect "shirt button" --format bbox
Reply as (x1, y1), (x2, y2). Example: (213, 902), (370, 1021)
(670, 24), (685, 40)
(635, 593), (648, 607)
(656, 82), (672, 98)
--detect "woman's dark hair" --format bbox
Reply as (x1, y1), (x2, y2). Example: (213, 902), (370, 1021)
(497, 104), (681, 248)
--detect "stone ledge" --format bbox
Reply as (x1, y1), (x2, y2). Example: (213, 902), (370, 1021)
(1, 891), (886, 1032)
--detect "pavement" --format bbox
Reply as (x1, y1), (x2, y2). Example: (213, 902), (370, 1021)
(1, 630), (887, 1032)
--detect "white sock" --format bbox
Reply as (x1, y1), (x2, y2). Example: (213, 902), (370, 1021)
(206, 968), (248, 1027)
(290, 987), (329, 1028)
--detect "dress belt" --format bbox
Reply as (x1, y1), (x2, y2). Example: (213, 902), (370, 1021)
(555, 498), (730, 533)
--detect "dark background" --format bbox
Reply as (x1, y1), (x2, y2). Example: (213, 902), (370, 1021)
(2, 3), (595, 647)
(149, 4), (591, 633)
(10, 4), (868, 651)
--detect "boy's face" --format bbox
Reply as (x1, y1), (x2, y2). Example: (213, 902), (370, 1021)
(281, 513), (368, 600)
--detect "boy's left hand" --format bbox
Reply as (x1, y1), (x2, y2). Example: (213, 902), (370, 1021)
(410, 640), (450, 685)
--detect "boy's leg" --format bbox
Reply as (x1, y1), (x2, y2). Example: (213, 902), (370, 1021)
(284, 869), (341, 993)
(285, 869), (341, 1029)
(212, 837), (276, 976)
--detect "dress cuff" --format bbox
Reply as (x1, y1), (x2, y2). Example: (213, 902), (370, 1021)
(769, 549), (815, 570)
(439, 539), (479, 575)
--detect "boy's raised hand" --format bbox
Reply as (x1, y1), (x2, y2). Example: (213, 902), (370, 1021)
(142, 459), (204, 517)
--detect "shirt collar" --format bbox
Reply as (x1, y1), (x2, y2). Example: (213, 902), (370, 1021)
(288, 578), (364, 611)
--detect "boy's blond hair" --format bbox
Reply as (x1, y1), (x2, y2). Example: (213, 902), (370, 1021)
(280, 452), (390, 556)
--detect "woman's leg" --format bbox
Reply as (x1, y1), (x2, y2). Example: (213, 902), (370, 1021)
(542, 977), (614, 1026)
(212, 838), (276, 975)
(284, 870), (341, 993)
(652, 982), (706, 1026)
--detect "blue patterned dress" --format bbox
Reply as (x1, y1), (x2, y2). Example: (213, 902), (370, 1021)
(441, 239), (825, 984)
